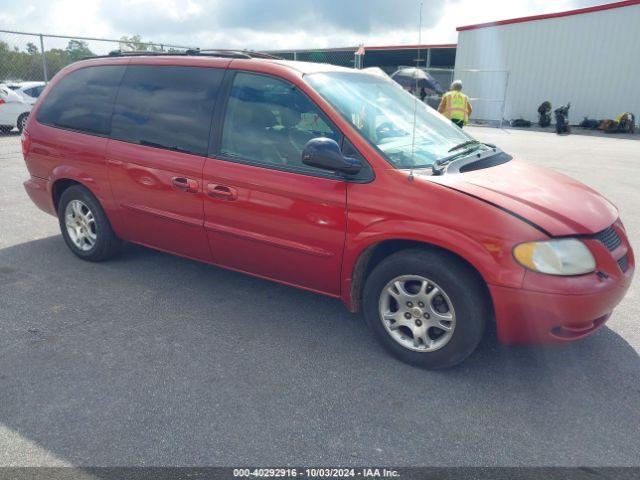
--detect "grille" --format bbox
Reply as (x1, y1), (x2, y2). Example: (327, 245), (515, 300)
(617, 254), (629, 272)
(593, 225), (622, 251)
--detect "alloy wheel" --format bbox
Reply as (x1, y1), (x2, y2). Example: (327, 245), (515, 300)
(378, 275), (456, 352)
(64, 199), (97, 251)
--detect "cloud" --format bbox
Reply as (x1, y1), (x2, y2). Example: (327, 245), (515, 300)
(1, 0), (609, 51)
(214, 0), (446, 33)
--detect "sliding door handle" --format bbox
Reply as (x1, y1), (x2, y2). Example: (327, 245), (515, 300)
(207, 184), (238, 200)
(172, 177), (199, 193)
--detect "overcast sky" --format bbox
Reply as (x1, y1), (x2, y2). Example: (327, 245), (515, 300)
(1, 0), (609, 50)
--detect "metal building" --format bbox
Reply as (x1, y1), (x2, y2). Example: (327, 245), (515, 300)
(454, 0), (640, 124)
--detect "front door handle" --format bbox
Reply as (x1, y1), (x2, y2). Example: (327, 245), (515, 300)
(207, 184), (238, 200)
(172, 177), (199, 193)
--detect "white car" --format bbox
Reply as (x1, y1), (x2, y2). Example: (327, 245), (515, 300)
(0, 84), (33, 133)
(6, 81), (46, 104)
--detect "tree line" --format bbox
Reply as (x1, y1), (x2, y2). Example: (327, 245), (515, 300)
(0, 35), (181, 82)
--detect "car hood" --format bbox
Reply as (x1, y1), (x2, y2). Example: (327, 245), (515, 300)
(427, 159), (618, 236)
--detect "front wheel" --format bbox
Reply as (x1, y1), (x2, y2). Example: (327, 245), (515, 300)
(363, 249), (489, 369)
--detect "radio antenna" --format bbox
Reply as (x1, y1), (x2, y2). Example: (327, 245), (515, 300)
(408, 1), (423, 182)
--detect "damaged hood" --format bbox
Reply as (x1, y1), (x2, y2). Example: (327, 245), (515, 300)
(428, 159), (618, 236)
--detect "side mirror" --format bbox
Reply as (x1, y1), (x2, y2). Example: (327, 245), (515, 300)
(302, 138), (362, 175)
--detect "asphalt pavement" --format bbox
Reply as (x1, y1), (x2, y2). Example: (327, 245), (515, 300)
(0, 127), (638, 467)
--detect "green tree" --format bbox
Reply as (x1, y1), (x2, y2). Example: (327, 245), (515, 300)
(46, 48), (72, 78)
(65, 40), (94, 61)
(26, 42), (39, 55)
(118, 35), (162, 52)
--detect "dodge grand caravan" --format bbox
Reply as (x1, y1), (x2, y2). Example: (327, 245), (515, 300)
(22, 51), (634, 369)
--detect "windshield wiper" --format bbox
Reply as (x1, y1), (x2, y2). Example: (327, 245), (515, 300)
(432, 141), (500, 175)
(447, 139), (481, 152)
(432, 146), (483, 175)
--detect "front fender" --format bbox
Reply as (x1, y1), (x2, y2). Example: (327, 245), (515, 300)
(340, 219), (527, 310)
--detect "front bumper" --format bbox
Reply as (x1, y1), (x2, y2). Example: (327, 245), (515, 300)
(490, 277), (631, 344)
(492, 222), (634, 344)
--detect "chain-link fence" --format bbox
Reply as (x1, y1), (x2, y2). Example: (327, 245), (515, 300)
(0, 29), (194, 84)
(398, 67), (510, 127)
(269, 48), (359, 68)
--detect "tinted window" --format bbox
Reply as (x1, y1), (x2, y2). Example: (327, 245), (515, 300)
(111, 66), (223, 156)
(37, 66), (125, 135)
(221, 72), (339, 171)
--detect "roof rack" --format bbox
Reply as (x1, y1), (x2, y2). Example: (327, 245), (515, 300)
(97, 49), (282, 60)
(185, 48), (282, 59)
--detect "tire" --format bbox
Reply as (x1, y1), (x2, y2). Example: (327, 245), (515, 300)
(57, 185), (122, 261)
(17, 113), (29, 133)
(363, 248), (488, 369)
(0, 126), (12, 134)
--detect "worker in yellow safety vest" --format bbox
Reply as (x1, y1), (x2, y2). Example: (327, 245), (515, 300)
(438, 80), (472, 128)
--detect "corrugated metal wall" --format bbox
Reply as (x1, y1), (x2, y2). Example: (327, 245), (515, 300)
(454, 3), (640, 124)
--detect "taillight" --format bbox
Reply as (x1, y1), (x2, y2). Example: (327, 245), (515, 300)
(21, 129), (31, 157)
(0, 98), (5, 105)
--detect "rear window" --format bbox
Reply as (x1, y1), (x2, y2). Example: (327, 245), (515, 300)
(37, 66), (125, 135)
(110, 65), (223, 156)
(25, 86), (44, 98)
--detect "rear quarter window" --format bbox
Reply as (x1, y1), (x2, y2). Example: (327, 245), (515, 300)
(110, 65), (223, 156)
(37, 66), (125, 135)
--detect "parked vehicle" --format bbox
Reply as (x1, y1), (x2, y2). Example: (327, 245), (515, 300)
(5, 81), (46, 104)
(21, 53), (634, 369)
(0, 84), (32, 133)
(555, 102), (571, 134)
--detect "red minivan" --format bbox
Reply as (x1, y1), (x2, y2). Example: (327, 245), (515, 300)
(22, 51), (634, 368)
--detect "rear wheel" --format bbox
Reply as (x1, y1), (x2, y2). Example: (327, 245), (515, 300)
(57, 185), (122, 261)
(363, 248), (488, 369)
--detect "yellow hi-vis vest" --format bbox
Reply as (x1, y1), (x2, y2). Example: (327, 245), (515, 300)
(442, 90), (469, 123)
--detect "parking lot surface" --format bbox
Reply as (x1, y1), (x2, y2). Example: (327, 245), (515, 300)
(0, 127), (638, 466)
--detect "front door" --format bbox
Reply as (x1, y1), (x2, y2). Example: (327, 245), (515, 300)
(203, 72), (347, 295)
(106, 63), (224, 260)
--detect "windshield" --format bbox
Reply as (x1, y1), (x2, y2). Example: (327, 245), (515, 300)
(306, 71), (479, 169)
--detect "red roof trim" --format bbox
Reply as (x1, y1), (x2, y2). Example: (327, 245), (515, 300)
(457, 0), (640, 31)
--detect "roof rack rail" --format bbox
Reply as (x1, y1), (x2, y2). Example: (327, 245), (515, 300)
(94, 49), (282, 60)
(185, 48), (282, 59)
(107, 49), (172, 56)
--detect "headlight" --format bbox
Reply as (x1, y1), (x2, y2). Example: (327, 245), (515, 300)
(513, 239), (596, 275)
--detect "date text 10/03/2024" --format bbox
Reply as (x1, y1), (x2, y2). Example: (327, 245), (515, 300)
(233, 468), (400, 478)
